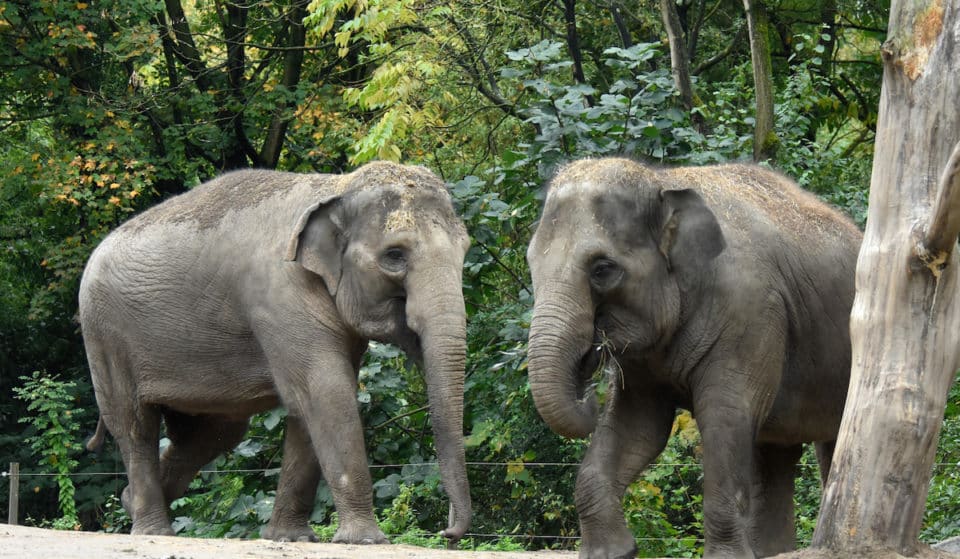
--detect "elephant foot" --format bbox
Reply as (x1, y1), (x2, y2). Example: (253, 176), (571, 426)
(123, 485), (175, 537)
(262, 522), (318, 543)
(579, 529), (637, 559)
(131, 522), (176, 537)
(331, 520), (388, 545)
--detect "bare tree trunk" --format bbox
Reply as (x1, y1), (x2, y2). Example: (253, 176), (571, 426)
(741, 0), (777, 161)
(660, 0), (706, 133)
(812, 0), (960, 553)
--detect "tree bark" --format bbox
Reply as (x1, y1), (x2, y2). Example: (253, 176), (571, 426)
(163, 0), (217, 92)
(660, 0), (706, 133)
(607, 1), (632, 48)
(812, 0), (960, 553)
(741, 0), (777, 161)
(817, 0), (838, 79)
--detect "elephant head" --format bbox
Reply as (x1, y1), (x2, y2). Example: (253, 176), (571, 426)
(525, 158), (725, 438)
(285, 162), (472, 540)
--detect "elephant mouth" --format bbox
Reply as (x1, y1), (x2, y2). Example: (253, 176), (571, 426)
(575, 337), (604, 399)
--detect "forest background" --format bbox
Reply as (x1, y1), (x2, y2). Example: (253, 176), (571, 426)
(1, 0), (959, 555)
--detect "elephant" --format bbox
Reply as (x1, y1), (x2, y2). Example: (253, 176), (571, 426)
(525, 157), (862, 558)
(79, 161), (471, 544)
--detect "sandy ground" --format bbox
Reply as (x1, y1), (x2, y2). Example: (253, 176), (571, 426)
(4, 524), (958, 559)
(0, 524), (577, 559)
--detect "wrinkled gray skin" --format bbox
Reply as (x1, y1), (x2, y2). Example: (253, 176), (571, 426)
(526, 158), (861, 559)
(79, 162), (471, 544)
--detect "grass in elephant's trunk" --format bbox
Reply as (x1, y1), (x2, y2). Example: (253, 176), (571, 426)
(584, 330), (626, 408)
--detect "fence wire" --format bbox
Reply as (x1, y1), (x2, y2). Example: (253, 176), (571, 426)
(2, 460), (957, 546)
(4, 460), (959, 478)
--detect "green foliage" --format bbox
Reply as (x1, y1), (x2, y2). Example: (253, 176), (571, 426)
(506, 41), (698, 169)
(12, 372), (84, 530)
(627, 412), (705, 557)
(794, 446), (824, 547)
(922, 371), (960, 543)
(166, 409), (287, 538)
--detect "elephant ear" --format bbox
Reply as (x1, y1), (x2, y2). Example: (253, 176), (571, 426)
(658, 188), (725, 286)
(284, 195), (344, 297)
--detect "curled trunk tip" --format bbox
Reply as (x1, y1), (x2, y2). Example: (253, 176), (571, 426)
(531, 386), (598, 439)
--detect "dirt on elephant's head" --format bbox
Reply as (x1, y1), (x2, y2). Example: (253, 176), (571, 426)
(337, 161), (448, 196)
(339, 161), (460, 235)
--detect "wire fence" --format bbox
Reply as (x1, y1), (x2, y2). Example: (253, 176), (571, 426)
(3, 459), (958, 547)
(6, 459), (960, 478)
(0, 459), (722, 546)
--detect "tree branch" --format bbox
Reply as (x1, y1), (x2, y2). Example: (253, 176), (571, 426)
(373, 405), (429, 430)
(443, 13), (522, 120)
(473, 239), (531, 297)
(163, 0), (218, 92)
(693, 23), (745, 75)
(920, 141), (960, 266)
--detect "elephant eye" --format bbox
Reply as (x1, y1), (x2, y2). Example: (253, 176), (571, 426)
(379, 246), (407, 275)
(590, 258), (622, 291)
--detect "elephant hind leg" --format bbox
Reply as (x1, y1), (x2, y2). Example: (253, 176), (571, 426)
(159, 410), (249, 505)
(262, 414), (322, 542)
(107, 403), (173, 536)
(750, 443), (803, 557)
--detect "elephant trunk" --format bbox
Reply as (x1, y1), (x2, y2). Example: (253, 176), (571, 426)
(406, 268), (471, 541)
(527, 280), (598, 439)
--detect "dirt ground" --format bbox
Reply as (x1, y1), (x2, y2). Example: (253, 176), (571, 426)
(3, 525), (958, 559)
(773, 547), (960, 559)
(0, 524), (577, 559)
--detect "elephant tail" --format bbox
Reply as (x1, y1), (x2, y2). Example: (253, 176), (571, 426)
(85, 416), (108, 452)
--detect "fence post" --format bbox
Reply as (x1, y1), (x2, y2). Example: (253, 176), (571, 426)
(7, 462), (18, 525)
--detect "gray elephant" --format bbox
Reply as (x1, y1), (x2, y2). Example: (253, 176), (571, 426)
(525, 157), (861, 558)
(79, 161), (471, 544)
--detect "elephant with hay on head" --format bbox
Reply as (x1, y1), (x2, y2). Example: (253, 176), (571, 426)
(79, 161), (472, 545)
(525, 157), (861, 558)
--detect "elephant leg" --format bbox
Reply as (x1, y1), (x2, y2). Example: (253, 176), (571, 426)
(111, 404), (174, 535)
(263, 414), (322, 542)
(576, 384), (675, 559)
(697, 407), (759, 558)
(814, 440), (835, 487)
(750, 443), (802, 557)
(158, 410), (249, 505)
(281, 356), (386, 545)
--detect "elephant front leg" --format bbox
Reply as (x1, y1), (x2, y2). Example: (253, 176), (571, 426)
(576, 386), (675, 559)
(263, 414), (323, 542)
(697, 408), (760, 558)
(290, 364), (387, 545)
